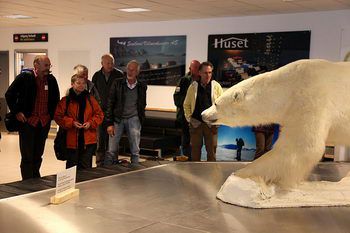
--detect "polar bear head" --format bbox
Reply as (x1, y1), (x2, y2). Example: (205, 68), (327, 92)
(202, 69), (292, 127)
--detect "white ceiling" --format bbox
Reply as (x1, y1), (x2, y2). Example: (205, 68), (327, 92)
(0, 0), (349, 28)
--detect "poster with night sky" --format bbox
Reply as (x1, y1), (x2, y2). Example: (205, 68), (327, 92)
(207, 31), (310, 161)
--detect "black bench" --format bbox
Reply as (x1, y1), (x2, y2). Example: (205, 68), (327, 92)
(120, 110), (181, 157)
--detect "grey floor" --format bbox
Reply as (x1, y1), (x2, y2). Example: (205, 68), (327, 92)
(1, 162), (350, 233)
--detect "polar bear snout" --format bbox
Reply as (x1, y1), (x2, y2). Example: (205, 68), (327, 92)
(202, 106), (218, 124)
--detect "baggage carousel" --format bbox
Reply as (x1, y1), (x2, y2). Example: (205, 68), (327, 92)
(1, 162), (350, 233)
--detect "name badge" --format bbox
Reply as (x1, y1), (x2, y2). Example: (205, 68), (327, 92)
(44, 85), (48, 90)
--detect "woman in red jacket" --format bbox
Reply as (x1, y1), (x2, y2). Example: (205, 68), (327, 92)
(54, 74), (104, 169)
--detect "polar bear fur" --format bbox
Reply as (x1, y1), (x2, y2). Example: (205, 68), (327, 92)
(202, 59), (350, 188)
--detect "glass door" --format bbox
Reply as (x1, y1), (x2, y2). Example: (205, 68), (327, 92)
(14, 49), (47, 76)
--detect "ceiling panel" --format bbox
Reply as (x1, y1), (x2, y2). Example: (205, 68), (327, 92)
(0, 0), (348, 28)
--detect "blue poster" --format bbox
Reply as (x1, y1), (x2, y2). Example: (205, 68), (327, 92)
(212, 125), (280, 161)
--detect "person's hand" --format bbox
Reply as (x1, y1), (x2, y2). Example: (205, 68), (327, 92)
(16, 112), (26, 123)
(73, 121), (83, 128)
(82, 122), (91, 129)
(107, 125), (115, 136)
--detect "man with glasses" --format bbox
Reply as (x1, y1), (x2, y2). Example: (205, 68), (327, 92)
(6, 55), (60, 180)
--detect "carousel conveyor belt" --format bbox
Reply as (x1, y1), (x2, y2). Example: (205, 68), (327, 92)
(1, 162), (350, 233)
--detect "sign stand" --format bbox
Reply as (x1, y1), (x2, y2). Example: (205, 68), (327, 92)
(50, 166), (79, 204)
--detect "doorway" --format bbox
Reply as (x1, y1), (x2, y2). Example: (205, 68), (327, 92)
(0, 51), (9, 131)
(14, 49), (47, 76)
(344, 52), (350, 62)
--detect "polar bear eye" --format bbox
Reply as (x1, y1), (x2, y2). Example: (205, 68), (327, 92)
(214, 99), (221, 107)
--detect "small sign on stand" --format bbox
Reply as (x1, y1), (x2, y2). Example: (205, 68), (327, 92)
(50, 166), (79, 204)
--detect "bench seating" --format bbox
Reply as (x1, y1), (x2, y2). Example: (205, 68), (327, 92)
(120, 110), (181, 157)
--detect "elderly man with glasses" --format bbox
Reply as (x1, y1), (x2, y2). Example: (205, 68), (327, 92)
(5, 55), (60, 180)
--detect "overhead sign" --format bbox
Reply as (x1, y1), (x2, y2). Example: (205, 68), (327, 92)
(13, 33), (48, 42)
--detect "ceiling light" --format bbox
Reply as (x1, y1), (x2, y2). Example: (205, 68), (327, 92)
(3, 14), (33, 19)
(118, 8), (150, 13)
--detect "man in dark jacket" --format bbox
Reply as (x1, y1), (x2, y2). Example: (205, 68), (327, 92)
(105, 60), (147, 166)
(173, 60), (200, 160)
(5, 55), (60, 180)
(92, 54), (124, 166)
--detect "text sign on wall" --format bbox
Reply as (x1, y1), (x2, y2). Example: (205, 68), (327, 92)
(13, 33), (48, 42)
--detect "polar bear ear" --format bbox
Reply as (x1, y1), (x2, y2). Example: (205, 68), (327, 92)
(232, 90), (244, 103)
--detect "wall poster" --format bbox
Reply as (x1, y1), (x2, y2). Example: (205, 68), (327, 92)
(110, 35), (186, 86)
(207, 30), (311, 161)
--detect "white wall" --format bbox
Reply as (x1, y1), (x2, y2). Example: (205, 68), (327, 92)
(341, 27), (350, 61)
(0, 10), (349, 109)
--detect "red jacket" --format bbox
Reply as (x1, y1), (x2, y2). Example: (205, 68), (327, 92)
(54, 95), (104, 149)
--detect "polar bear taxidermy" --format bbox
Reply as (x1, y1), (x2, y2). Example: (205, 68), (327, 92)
(202, 59), (350, 208)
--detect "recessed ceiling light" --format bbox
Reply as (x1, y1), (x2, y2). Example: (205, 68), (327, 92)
(118, 8), (150, 13)
(3, 14), (33, 19)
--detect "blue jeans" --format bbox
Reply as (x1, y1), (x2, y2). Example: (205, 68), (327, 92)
(104, 116), (141, 165)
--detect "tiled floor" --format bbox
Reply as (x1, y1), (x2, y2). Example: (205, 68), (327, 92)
(0, 132), (66, 184)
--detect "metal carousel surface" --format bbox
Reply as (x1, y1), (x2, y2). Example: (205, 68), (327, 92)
(1, 162), (350, 233)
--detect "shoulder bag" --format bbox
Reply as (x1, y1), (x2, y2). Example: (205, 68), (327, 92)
(54, 97), (69, 161)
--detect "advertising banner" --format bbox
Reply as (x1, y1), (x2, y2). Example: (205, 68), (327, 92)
(110, 35), (186, 86)
(207, 31), (311, 161)
(208, 31), (311, 87)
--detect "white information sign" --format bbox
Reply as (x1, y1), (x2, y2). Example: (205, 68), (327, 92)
(55, 166), (77, 195)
